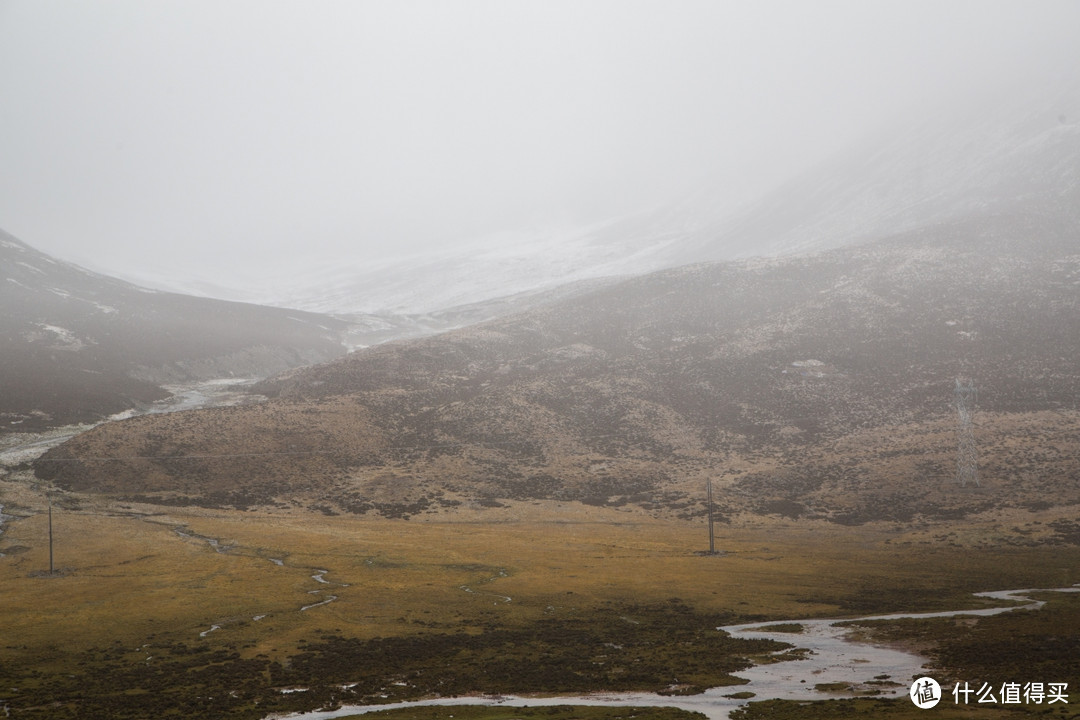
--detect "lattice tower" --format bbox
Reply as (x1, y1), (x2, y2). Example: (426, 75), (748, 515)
(955, 378), (979, 487)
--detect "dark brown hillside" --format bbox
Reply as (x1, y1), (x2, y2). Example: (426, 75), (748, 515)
(36, 211), (1080, 523)
(1, 229), (350, 431)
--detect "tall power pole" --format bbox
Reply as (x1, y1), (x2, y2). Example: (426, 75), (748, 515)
(48, 492), (54, 574)
(706, 478), (716, 554)
(955, 378), (979, 487)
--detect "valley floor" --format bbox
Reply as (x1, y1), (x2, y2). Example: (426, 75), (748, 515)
(0, 477), (1077, 719)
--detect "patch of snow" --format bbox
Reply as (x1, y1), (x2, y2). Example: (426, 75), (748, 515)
(36, 324), (89, 350)
(15, 261), (43, 275)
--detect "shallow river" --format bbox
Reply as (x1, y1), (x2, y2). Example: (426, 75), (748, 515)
(265, 585), (1080, 720)
(0, 377), (263, 467)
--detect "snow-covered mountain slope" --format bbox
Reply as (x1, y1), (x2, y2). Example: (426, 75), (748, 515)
(0, 230), (349, 431)
(671, 81), (1080, 263)
(113, 80), (1079, 318)
(200, 217), (682, 316)
(335, 275), (625, 349)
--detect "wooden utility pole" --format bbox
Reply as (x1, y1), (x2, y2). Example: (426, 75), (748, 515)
(48, 492), (54, 575)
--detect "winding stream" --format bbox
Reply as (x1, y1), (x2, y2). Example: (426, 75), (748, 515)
(264, 585), (1080, 720)
(5, 382), (1075, 717)
(459, 568), (512, 604)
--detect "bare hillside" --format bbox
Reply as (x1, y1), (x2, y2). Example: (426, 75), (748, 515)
(1, 230), (350, 432)
(35, 210), (1080, 529)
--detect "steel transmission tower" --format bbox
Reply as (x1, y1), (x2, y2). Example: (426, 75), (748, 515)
(954, 378), (979, 487)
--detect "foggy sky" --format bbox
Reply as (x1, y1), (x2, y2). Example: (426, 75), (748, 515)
(2, 0), (1078, 291)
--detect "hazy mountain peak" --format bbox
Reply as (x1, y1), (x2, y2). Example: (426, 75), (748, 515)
(96, 80), (1080, 319)
(665, 80), (1079, 266)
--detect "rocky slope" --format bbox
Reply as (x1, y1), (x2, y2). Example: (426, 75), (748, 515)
(35, 208), (1080, 527)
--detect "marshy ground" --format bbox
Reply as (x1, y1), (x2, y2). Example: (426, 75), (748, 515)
(0, 482), (1077, 719)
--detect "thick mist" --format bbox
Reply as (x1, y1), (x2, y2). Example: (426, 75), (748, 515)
(1, 0), (1078, 293)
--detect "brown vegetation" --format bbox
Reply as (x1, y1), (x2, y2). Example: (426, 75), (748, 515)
(34, 221), (1080, 530)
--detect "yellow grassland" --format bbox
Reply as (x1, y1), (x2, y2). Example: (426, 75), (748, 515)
(2, 481), (1078, 670)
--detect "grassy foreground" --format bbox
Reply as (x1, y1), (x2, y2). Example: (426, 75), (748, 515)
(0, 493), (1078, 718)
